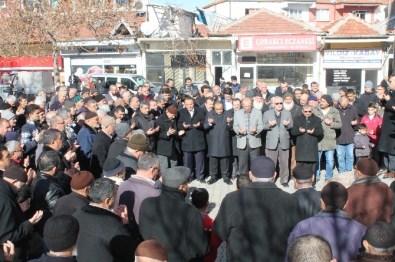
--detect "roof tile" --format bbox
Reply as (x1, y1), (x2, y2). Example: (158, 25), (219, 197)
(213, 8), (320, 35)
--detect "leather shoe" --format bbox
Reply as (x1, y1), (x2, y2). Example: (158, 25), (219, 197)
(207, 178), (218, 184)
(199, 179), (206, 184)
(224, 179), (233, 185)
(281, 183), (289, 188)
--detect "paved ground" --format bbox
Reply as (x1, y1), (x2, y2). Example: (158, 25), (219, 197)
(187, 168), (394, 261)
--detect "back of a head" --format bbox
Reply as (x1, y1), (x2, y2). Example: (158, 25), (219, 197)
(135, 239), (167, 262)
(88, 178), (116, 204)
(38, 150), (60, 172)
(44, 215), (79, 252)
(365, 221), (395, 254)
(321, 182), (348, 210)
(191, 188), (209, 209)
(288, 235), (333, 262)
(356, 158), (379, 177)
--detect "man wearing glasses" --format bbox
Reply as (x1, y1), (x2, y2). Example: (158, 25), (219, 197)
(291, 105), (323, 174)
(263, 96), (293, 187)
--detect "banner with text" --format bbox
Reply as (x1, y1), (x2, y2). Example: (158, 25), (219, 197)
(238, 35), (317, 52)
(323, 50), (382, 69)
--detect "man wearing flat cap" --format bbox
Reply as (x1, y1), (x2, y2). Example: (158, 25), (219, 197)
(354, 221), (395, 261)
(214, 156), (303, 261)
(139, 166), (210, 262)
(345, 158), (393, 227)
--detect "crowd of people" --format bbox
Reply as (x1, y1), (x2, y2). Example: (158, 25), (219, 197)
(0, 74), (395, 261)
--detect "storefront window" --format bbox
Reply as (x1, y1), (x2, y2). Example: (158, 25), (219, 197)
(257, 65), (312, 87)
(146, 53), (164, 67)
(257, 52), (313, 64)
(212, 51), (222, 65)
(326, 69), (361, 95)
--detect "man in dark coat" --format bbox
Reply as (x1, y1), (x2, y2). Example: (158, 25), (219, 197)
(156, 105), (179, 169)
(378, 75), (395, 178)
(214, 156), (303, 262)
(131, 102), (159, 152)
(292, 163), (321, 219)
(90, 116), (115, 178)
(0, 145), (43, 261)
(204, 101), (233, 185)
(53, 171), (94, 216)
(139, 166), (210, 262)
(337, 97), (359, 173)
(73, 178), (140, 262)
(31, 150), (65, 235)
(291, 105), (323, 167)
(177, 96), (207, 182)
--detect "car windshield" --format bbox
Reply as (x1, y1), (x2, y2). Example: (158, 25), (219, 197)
(132, 75), (150, 86)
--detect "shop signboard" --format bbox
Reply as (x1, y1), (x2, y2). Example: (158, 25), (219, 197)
(323, 50), (382, 69)
(238, 34), (317, 52)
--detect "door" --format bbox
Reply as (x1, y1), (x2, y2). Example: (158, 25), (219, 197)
(239, 66), (255, 89)
(215, 67), (223, 86)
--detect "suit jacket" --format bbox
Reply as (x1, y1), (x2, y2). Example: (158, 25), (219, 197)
(233, 108), (264, 149)
(263, 109), (293, 150)
(177, 107), (206, 152)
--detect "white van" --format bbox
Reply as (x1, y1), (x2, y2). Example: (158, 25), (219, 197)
(90, 73), (159, 95)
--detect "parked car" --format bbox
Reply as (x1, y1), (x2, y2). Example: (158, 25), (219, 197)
(90, 73), (159, 95)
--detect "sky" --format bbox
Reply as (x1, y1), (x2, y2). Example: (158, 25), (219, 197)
(150, 0), (213, 12)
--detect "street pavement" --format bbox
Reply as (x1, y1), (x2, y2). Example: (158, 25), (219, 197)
(187, 168), (395, 261)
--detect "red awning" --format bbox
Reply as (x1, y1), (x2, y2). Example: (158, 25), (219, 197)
(0, 56), (63, 71)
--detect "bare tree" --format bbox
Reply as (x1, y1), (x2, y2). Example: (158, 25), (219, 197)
(0, 0), (131, 85)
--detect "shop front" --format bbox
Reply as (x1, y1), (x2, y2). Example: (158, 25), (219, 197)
(236, 34), (318, 90)
(61, 41), (142, 87)
(323, 49), (384, 95)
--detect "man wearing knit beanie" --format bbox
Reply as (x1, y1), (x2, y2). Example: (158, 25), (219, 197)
(313, 92), (342, 183)
(30, 215), (79, 262)
(117, 131), (149, 179)
(355, 221), (395, 261)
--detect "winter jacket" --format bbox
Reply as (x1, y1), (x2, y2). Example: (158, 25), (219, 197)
(313, 107), (342, 151)
(354, 132), (371, 157)
(337, 105), (358, 145)
(360, 114), (382, 144)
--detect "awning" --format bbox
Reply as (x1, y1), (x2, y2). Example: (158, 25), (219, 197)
(0, 56), (63, 71)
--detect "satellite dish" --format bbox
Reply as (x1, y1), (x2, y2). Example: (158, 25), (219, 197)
(140, 21), (156, 36)
(134, 0), (143, 10)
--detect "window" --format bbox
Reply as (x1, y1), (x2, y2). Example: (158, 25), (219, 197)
(353, 11), (369, 21)
(211, 51), (232, 65)
(285, 8), (303, 20)
(316, 9), (330, 21)
(245, 8), (259, 15)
